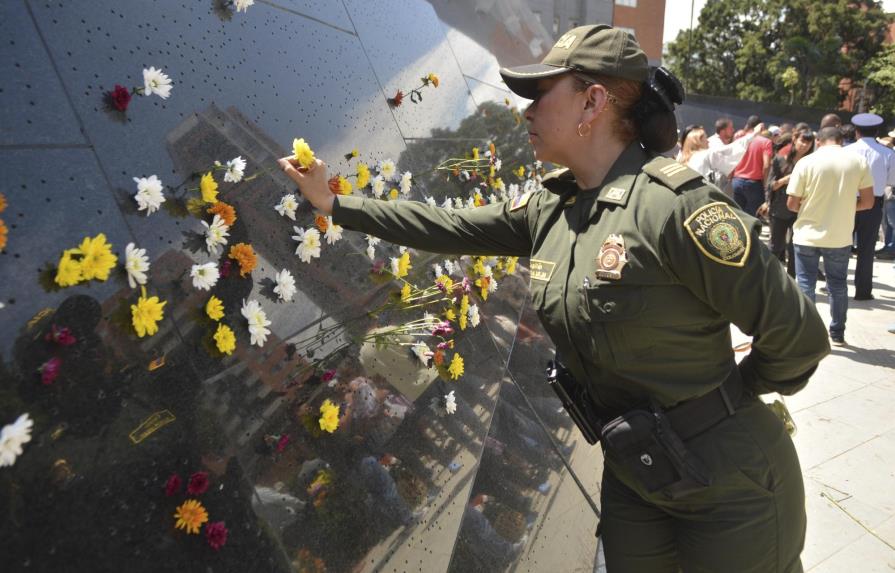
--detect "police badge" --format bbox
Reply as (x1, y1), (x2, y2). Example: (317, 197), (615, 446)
(596, 234), (628, 280)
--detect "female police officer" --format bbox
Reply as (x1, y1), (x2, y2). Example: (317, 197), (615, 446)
(279, 24), (829, 573)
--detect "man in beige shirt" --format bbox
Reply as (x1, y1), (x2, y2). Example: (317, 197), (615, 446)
(786, 126), (875, 345)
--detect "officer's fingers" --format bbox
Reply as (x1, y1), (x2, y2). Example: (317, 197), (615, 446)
(278, 157), (305, 185)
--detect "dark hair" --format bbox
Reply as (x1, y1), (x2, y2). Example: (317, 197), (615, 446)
(817, 126), (843, 143)
(714, 118), (733, 134)
(680, 124), (703, 146)
(853, 124), (877, 138)
(745, 115), (761, 129)
(794, 122), (810, 132)
(785, 129), (815, 165)
(840, 123), (856, 141)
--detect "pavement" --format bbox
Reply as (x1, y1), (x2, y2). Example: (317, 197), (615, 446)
(593, 249), (895, 572)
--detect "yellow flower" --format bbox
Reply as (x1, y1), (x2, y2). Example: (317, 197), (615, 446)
(131, 286), (166, 338)
(444, 307), (456, 322)
(0, 219), (6, 252)
(459, 313), (468, 331)
(426, 72), (440, 87)
(319, 399), (340, 433)
(489, 165), (495, 178)
(174, 499), (208, 535)
(514, 165), (526, 179)
(389, 188), (399, 200)
(506, 257), (518, 274)
(356, 163), (370, 189)
(75, 233), (117, 282)
(471, 147), (479, 160)
(350, 148), (359, 158)
(474, 192), (485, 207)
(435, 275), (453, 292)
(337, 176), (352, 195)
(460, 295), (469, 316)
(292, 138), (316, 169)
(0, 192), (6, 213)
(206, 295), (224, 321)
(400, 283), (412, 302)
(475, 276), (491, 301)
(396, 251), (411, 278)
(448, 353), (464, 380)
(54, 248), (82, 287)
(472, 257), (485, 276)
(214, 323), (236, 355)
(200, 172), (218, 204)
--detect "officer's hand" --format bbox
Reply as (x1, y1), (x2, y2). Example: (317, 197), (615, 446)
(756, 202), (769, 218)
(277, 157), (335, 215)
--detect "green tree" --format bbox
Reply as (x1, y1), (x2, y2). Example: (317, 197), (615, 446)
(864, 43), (895, 116)
(665, 0), (891, 109)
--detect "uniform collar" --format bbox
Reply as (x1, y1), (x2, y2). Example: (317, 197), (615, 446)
(540, 142), (648, 206)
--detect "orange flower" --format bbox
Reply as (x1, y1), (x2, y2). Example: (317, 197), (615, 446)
(0, 193), (7, 213)
(174, 499), (209, 535)
(228, 243), (257, 277)
(0, 219), (6, 252)
(434, 349), (445, 366)
(207, 201), (237, 226)
(314, 214), (329, 233)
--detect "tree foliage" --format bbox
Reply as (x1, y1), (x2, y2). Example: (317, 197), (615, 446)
(665, 0), (891, 110)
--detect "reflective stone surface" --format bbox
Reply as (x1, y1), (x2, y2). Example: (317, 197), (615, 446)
(1, 1), (600, 571)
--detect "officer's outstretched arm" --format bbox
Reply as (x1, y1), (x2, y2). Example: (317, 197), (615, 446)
(658, 187), (830, 395)
(331, 192), (538, 257)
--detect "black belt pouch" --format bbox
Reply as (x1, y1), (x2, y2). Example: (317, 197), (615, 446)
(601, 408), (712, 499)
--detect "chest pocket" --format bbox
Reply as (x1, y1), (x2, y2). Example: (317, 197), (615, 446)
(580, 285), (654, 364)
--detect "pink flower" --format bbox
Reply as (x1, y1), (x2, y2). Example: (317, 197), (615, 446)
(39, 357), (62, 385)
(187, 471), (209, 495)
(219, 260), (232, 278)
(432, 322), (453, 337)
(275, 434), (290, 453)
(45, 324), (77, 346)
(165, 473), (182, 496)
(371, 260), (385, 274)
(321, 370), (337, 383)
(437, 341), (452, 350)
(461, 277), (472, 293)
(205, 521), (228, 550)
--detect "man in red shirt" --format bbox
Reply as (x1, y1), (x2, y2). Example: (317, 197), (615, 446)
(732, 124), (774, 217)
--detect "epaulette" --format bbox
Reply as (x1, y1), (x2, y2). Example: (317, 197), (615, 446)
(540, 168), (575, 194)
(642, 157), (703, 192)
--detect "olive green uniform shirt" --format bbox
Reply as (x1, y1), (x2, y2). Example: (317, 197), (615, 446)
(333, 143), (830, 414)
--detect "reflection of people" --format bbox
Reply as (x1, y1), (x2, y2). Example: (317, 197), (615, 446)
(282, 24), (830, 572)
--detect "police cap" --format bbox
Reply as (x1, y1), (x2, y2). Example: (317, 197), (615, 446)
(500, 24), (648, 100)
(851, 113), (884, 128)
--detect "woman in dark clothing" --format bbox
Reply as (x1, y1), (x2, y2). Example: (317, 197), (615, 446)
(762, 129), (815, 276)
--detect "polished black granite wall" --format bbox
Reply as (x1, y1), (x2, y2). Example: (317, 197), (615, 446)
(0, 1), (602, 571)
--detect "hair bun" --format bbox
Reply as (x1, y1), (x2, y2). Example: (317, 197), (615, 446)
(633, 66), (684, 152)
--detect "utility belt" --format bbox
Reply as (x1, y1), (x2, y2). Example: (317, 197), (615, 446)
(546, 360), (743, 499)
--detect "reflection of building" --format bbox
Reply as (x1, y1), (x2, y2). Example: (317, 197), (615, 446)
(611, 0), (666, 65)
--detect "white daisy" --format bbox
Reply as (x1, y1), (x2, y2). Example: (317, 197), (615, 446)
(241, 299), (271, 347)
(444, 259), (456, 275)
(432, 263), (443, 277)
(483, 266), (498, 293)
(223, 156), (246, 183)
(494, 158), (502, 171)
(133, 175), (165, 215)
(371, 175), (385, 199)
(389, 257), (401, 276)
(468, 304), (480, 328)
(425, 196), (437, 207)
(466, 197), (476, 209)
(234, 0), (255, 12)
(125, 242), (149, 289)
(190, 262), (219, 291)
(399, 246), (407, 255)
(202, 214), (230, 255)
(441, 197), (454, 212)
(273, 269), (296, 302)
(0, 413), (33, 468)
(399, 171), (413, 196)
(275, 194), (298, 220)
(142, 66), (173, 99)
(324, 217), (343, 244)
(488, 193), (498, 204)
(534, 160), (543, 169)
(508, 183), (520, 196)
(459, 170), (470, 181)
(454, 197), (465, 210)
(378, 159), (397, 181)
(411, 342), (430, 366)
(429, 391), (457, 417)
(292, 226), (321, 263)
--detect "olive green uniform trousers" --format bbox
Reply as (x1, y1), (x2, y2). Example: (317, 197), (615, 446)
(600, 399), (805, 573)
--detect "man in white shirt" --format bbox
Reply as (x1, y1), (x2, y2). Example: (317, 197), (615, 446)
(708, 118), (734, 149)
(845, 113), (895, 299)
(787, 127), (875, 345)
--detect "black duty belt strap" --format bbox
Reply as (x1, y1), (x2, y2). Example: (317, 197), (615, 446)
(663, 366), (743, 441)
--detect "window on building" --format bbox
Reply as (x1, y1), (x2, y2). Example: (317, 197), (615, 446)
(615, 0), (637, 7)
(616, 26), (636, 38)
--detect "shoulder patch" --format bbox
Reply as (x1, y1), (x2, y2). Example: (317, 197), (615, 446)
(510, 191), (532, 211)
(643, 157), (703, 191)
(683, 202), (751, 267)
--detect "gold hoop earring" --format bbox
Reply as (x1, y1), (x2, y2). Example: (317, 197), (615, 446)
(577, 122), (591, 138)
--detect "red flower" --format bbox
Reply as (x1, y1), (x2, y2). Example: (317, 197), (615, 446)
(45, 324), (77, 346)
(109, 84), (132, 111)
(205, 521), (228, 550)
(275, 434), (291, 453)
(39, 357), (62, 385)
(389, 90), (404, 107)
(165, 473), (182, 496)
(219, 259), (232, 278)
(187, 471), (209, 495)
(321, 370), (337, 383)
